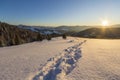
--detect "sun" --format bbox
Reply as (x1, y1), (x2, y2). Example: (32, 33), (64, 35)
(101, 20), (109, 26)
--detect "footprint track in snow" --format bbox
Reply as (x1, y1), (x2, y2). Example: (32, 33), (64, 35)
(32, 40), (86, 80)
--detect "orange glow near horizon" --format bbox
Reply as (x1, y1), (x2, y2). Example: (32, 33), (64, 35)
(101, 20), (109, 27)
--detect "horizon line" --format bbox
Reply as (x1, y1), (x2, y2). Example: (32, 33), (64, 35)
(0, 21), (120, 27)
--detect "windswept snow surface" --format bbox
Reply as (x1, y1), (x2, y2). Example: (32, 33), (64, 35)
(0, 37), (120, 80)
(32, 41), (85, 80)
(67, 39), (120, 80)
(0, 37), (83, 80)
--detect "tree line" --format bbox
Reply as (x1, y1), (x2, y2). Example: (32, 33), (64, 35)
(0, 22), (67, 47)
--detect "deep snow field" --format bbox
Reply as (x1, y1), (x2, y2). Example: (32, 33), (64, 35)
(0, 37), (120, 80)
(67, 38), (120, 80)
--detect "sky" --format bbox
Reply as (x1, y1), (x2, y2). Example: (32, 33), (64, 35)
(0, 0), (120, 26)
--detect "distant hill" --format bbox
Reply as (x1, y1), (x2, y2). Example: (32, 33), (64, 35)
(55, 25), (91, 32)
(17, 25), (91, 35)
(111, 24), (120, 27)
(18, 25), (62, 35)
(73, 27), (120, 39)
(0, 22), (44, 47)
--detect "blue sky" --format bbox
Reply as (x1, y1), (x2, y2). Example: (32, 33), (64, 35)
(0, 0), (120, 26)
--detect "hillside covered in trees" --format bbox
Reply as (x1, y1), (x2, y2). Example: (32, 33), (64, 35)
(73, 27), (120, 39)
(0, 22), (45, 47)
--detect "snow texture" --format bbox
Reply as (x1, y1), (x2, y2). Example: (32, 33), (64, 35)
(67, 39), (120, 80)
(32, 41), (85, 80)
(0, 37), (82, 80)
(0, 37), (120, 80)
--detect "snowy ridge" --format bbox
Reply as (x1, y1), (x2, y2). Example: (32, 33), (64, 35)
(18, 25), (61, 35)
(32, 40), (86, 80)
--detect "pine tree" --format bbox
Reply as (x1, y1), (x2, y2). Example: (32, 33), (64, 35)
(0, 40), (3, 47)
(62, 34), (67, 39)
(47, 35), (51, 41)
(37, 33), (43, 41)
(14, 34), (20, 45)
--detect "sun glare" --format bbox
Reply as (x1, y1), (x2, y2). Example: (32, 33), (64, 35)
(102, 20), (109, 26)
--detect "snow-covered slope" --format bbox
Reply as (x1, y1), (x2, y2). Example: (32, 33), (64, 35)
(32, 40), (86, 80)
(0, 37), (120, 80)
(0, 37), (83, 80)
(67, 39), (120, 80)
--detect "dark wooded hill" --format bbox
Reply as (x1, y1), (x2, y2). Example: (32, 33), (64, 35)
(73, 27), (120, 39)
(0, 22), (44, 47)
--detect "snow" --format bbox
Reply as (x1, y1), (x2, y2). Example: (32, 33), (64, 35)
(67, 39), (120, 80)
(0, 37), (83, 80)
(32, 41), (85, 80)
(18, 25), (37, 32)
(18, 25), (61, 35)
(0, 37), (120, 80)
